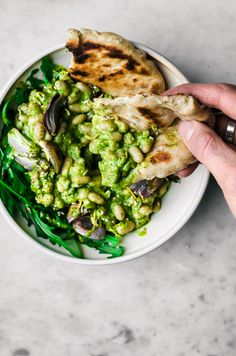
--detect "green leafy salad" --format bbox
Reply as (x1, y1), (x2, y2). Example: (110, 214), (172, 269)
(0, 57), (174, 258)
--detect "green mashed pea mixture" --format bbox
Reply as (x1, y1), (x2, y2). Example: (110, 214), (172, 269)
(1, 58), (171, 257)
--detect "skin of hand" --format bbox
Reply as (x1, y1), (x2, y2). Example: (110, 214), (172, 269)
(164, 83), (236, 218)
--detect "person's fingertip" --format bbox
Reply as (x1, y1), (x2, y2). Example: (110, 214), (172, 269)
(176, 162), (199, 177)
(178, 120), (196, 142)
(176, 170), (188, 178)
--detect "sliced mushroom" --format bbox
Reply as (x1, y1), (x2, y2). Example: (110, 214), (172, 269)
(43, 94), (66, 136)
(39, 140), (62, 173)
(130, 177), (163, 198)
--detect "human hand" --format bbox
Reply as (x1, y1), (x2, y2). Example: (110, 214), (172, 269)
(164, 83), (236, 218)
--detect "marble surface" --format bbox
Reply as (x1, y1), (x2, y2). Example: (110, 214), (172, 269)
(0, 0), (236, 355)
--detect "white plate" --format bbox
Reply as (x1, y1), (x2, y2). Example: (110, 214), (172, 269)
(0, 43), (209, 265)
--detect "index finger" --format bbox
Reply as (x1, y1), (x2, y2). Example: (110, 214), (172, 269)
(163, 83), (236, 120)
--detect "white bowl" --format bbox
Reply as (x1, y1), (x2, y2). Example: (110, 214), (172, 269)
(0, 42), (209, 265)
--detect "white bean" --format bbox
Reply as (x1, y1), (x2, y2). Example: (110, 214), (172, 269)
(113, 204), (125, 221)
(140, 140), (153, 154)
(129, 146), (144, 163)
(61, 157), (73, 176)
(139, 205), (152, 216)
(72, 175), (91, 185)
(69, 103), (82, 113)
(99, 120), (115, 131)
(76, 82), (91, 92)
(88, 192), (105, 205)
(116, 220), (135, 235)
(72, 114), (87, 125)
(34, 123), (45, 141)
(112, 131), (123, 142)
(77, 188), (89, 200)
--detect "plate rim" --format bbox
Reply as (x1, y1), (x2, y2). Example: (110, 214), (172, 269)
(0, 43), (210, 265)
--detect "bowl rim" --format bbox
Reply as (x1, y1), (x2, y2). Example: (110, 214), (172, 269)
(0, 42), (210, 265)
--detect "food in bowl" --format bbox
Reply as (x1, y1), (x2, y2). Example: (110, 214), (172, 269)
(0, 29), (213, 259)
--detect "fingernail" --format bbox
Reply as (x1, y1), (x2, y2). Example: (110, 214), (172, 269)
(178, 121), (195, 141)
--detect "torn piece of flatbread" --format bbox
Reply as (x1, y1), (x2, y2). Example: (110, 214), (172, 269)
(66, 28), (165, 97)
(95, 94), (214, 131)
(95, 94), (214, 181)
(133, 126), (196, 181)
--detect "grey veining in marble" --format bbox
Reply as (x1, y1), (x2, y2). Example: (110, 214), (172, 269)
(1, 0), (236, 355)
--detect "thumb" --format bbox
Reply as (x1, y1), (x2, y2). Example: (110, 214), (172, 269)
(179, 120), (236, 216)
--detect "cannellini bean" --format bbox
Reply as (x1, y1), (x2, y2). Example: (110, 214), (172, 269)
(61, 157), (73, 176)
(54, 80), (70, 96)
(88, 192), (105, 205)
(77, 188), (89, 200)
(69, 103), (82, 113)
(69, 102), (91, 113)
(116, 220), (135, 235)
(140, 140), (153, 154)
(72, 175), (91, 185)
(113, 204), (125, 221)
(139, 205), (152, 216)
(72, 114), (87, 125)
(124, 132), (134, 145)
(56, 177), (70, 193)
(80, 123), (92, 135)
(34, 123), (45, 141)
(112, 131), (123, 142)
(42, 193), (54, 207)
(99, 119), (115, 131)
(116, 120), (129, 133)
(76, 82), (91, 92)
(129, 146), (144, 163)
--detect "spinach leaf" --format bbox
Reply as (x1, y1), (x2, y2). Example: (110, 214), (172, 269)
(83, 235), (124, 258)
(1, 95), (14, 126)
(0, 187), (15, 215)
(26, 68), (43, 90)
(15, 82), (30, 106)
(40, 56), (56, 84)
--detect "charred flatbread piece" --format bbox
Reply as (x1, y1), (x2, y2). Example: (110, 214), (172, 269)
(133, 126), (195, 180)
(66, 28), (165, 97)
(95, 94), (214, 131)
(95, 94), (214, 180)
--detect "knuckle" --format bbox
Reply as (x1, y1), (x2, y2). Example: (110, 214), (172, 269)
(213, 83), (232, 108)
(216, 83), (236, 106)
(217, 82), (236, 91)
(217, 83), (230, 91)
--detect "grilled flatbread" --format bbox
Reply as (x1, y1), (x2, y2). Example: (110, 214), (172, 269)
(95, 94), (214, 131)
(66, 28), (165, 97)
(133, 126), (196, 181)
(95, 94), (214, 180)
